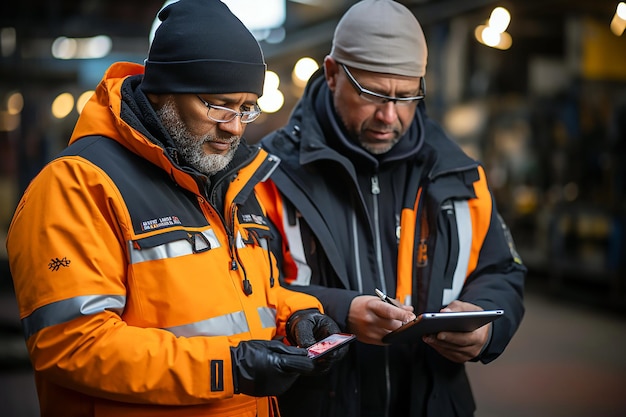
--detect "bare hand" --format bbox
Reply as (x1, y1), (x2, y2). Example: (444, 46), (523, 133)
(422, 300), (490, 363)
(347, 295), (415, 345)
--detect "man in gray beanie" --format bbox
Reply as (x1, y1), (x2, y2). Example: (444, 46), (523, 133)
(6, 0), (346, 416)
(257, 0), (526, 416)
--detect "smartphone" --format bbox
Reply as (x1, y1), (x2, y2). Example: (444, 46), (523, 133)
(306, 333), (356, 359)
(382, 310), (504, 344)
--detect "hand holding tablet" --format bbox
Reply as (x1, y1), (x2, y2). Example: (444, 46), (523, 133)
(381, 309), (504, 344)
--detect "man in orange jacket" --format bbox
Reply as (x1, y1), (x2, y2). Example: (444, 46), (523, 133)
(6, 1), (344, 416)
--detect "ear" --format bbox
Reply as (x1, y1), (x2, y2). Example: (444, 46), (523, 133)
(323, 56), (339, 92)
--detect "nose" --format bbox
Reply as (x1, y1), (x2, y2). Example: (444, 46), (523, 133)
(375, 101), (399, 124)
(217, 116), (245, 137)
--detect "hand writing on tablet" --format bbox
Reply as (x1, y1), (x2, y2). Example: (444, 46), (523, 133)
(347, 295), (415, 345)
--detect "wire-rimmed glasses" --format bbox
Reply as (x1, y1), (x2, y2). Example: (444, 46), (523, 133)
(341, 64), (425, 106)
(196, 95), (262, 124)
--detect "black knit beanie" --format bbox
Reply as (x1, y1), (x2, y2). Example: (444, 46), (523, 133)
(141, 0), (266, 96)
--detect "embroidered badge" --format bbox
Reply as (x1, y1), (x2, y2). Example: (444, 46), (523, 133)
(241, 213), (267, 226)
(48, 257), (71, 271)
(499, 214), (523, 265)
(140, 215), (182, 231)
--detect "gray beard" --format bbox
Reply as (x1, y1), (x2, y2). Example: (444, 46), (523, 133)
(156, 100), (238, 176)
(359, 136), (399, 155)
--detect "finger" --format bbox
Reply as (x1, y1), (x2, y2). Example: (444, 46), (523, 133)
(435, 331), (476, 347)
(294, 322), (317, 347)
(278, 354), (316, 373)
(423, 334), (482, 362)
(296, 332), (317, 348)
(267, 341), (309, 356)
(442, 300), (483, 313)
(423, 338), (470, 362)
(373, 302), (416, 323)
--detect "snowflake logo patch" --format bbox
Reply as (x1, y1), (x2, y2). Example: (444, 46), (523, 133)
(48, 257), (71, 272)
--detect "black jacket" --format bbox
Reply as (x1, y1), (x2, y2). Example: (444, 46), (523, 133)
(259, 70), (526, 417)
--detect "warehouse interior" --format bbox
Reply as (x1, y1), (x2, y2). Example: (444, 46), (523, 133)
(1, 1), (625, 416)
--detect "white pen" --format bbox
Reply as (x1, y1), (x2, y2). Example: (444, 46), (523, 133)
(375, 288), (403, 309)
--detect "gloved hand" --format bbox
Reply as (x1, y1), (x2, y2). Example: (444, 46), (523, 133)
(231, 339), (314, 397)
(286, 308), (348, 373)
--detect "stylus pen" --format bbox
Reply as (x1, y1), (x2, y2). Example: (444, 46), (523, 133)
(375, 288), (403, 309)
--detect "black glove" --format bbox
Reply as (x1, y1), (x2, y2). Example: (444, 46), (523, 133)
(286, 309), (348, 373)
(230, 339), (314, 397)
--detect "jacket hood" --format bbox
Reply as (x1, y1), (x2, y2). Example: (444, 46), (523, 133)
(70, 62), (183, 180)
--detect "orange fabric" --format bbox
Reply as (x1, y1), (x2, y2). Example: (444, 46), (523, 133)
(395, 188), (421, 306)
(466, 166), (492, 278)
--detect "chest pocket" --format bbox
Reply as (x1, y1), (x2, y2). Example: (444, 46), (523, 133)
(129, 228), (221, 264)
(235, 193), (273, 248)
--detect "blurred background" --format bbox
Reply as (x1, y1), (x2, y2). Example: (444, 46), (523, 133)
(1, 1), (625, 416)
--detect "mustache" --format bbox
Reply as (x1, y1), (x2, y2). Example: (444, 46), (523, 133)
(203, 135), (240, 145)
(368, 124), (399, 134)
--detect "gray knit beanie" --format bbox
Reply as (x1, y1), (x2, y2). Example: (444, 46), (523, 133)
(142, 0), (266, 96)
(330, 0), (427, 77)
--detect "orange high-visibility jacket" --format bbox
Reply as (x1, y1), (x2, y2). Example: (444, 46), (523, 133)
(6, 62), (322, 417)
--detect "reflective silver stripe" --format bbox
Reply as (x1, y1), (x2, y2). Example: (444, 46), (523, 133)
(442, 201), (472, 305)
(22, 295), (125, 339)
(260, 154), (281, 182)
(257, 237), (269, 251)
(258, 306), (277, 329)
(129, 229), (221, 264)
(351, 210), (363, 293)
(200, 230), (220, 248)
(165, 311), (249, 338)
(164, 307), (277, 337)
(282, 202), (312, 285)
(235, 230), (246, 249)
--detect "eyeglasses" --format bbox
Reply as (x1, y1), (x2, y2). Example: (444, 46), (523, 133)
(341, 64), (425, 106)
(196, 95), (262, 124)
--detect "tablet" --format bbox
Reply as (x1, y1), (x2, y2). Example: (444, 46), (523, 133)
(382, 310), (504, 344)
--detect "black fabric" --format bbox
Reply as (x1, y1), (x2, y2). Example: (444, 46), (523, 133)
(141, 0), (266, 96)
(57, 136), (208, 237)
(122, 75), (173, 150)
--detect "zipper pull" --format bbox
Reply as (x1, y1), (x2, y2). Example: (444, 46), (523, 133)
(228, 234), (238, 270)
(371, 175), (380, 195)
